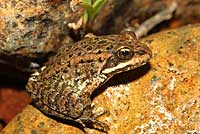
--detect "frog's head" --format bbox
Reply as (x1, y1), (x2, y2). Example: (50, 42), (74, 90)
(100, 32), (152, 76)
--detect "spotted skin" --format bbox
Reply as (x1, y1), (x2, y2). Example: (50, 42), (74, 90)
(26, 32), (152, 131)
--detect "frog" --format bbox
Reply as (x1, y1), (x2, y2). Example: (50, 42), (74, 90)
(26, 31), (152, 132)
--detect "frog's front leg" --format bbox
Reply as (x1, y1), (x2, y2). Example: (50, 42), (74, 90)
(67, 92), (109, 131)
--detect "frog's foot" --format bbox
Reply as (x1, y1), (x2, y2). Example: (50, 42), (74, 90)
(92, 109), (109, 119)
(75, 118), (109, 132)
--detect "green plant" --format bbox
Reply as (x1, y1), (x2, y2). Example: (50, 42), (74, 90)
(80, 0), (106, 24)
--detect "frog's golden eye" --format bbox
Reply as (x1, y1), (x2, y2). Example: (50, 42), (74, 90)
(117, 47), (134, 60)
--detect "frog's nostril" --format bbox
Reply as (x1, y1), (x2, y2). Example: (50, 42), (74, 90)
(138, 50), (146, 55)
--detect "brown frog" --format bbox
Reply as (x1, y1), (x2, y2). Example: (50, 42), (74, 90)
(26, 32), (152, 131)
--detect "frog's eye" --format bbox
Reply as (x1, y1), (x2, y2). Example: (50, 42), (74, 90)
(117, 47), (134, 60)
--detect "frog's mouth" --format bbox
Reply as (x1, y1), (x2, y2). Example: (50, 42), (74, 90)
(102, 54), (151, 75)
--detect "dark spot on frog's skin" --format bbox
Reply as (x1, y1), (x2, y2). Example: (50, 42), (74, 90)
(77, 52), (82, 56)
(69, 53), (73, 58)
(94, 37), (99, 41)
(90, 69), (95, 75)
(86, 46), (93, 51)
(55, 70), (59, 74)
(119, 39), (124, 42)
(65, 48), (70, 52)
(74, 47), (81, 51)
(127, 40), (133, 44)
(1, 43), (5, 47)
(67, 61), (71, 67)
(117, 42), (123, 46)
(11, 22), (18, 28)
(90, 63), (95, 67)
(106, 46), (113, 50)
(98, 40), (107, 44)
(74, 64), (78, 68)
(75, 70), (81, 77)
(86, 59), (93, 63)
(56, 61), (62, 65)
(63, 69), (69, 73)
(108, 37), (115, 41)
(98, 57), (103, 63)
(83, 44), (88, 48)
(80, 59), (84, 63)
(79, 42), (84, 45)
(49, 62), (54, 66)
(97, 50), (102, 54)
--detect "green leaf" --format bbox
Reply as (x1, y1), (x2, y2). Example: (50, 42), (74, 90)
(93, 0), (105, 8)
(80, 0), (106, 24)
(91, 0), (106, 20)
(80, 0), (92, 5)
(83, 10), (89, 25)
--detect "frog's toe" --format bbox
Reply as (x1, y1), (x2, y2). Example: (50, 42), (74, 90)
(76, 118), (109, 132)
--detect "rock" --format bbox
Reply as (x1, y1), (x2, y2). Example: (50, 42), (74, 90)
(1, 24), (200, 133)
(0, 88), (31, 124)
(0, 0), (79, 72)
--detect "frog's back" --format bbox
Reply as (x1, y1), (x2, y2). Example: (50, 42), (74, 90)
(32, 34), (119, 83)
